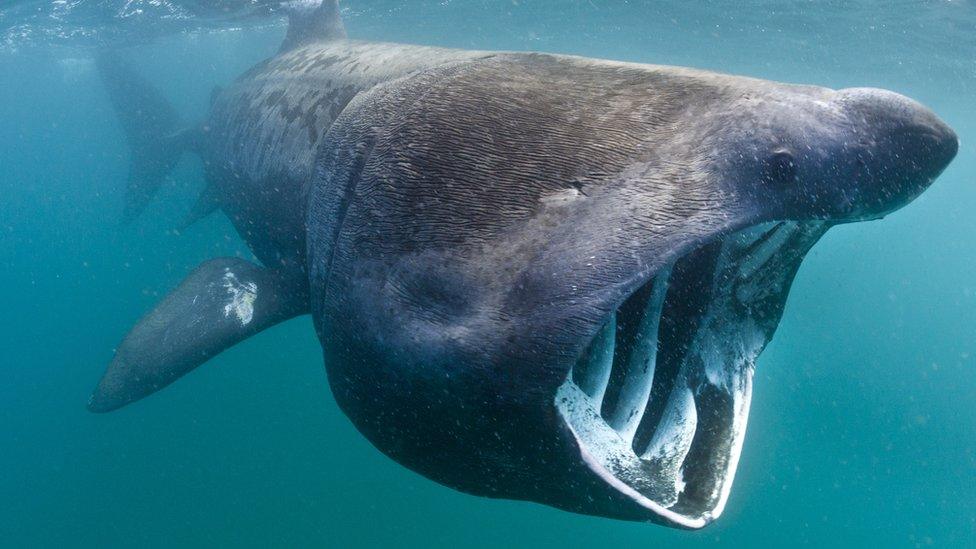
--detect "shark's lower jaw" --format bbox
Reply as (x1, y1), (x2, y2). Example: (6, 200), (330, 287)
(556, 221), (828, 528)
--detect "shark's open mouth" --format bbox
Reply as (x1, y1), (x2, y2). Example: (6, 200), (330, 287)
(556, 221), (828, 528)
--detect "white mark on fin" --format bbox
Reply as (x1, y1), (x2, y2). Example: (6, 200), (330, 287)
(222, 269), (257, 326)
(539, 188), (583, 206)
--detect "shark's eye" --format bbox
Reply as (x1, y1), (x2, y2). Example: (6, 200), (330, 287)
(764, 149), (797, 184)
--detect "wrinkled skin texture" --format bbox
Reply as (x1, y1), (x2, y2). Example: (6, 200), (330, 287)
(304, 50), (956, 524)
(202, 42), (489, 276)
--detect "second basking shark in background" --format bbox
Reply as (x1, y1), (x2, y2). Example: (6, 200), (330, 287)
(88, 0), (958, 529)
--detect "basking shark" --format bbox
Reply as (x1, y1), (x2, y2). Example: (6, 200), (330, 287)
(88, 0), (958, 528)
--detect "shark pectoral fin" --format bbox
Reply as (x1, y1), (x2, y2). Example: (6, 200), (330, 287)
(87, 258), (308, 413)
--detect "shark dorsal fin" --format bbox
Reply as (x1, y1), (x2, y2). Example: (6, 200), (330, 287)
(279, 0), (346, 53)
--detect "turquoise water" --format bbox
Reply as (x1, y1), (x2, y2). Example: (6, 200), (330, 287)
(1, 1), (974, 546)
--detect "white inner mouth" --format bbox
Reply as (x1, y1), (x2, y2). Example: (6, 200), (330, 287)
(556, 221), (827, 528)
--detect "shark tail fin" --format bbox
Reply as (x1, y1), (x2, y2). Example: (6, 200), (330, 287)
(96, 51), (190, 223)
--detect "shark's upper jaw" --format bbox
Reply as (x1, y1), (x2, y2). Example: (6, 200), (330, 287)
(555, 221), (828, 528)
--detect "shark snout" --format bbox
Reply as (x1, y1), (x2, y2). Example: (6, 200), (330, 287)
(837, 87), (957, 218)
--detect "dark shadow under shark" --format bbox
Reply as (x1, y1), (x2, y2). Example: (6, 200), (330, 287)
(88, 0), (958, 529)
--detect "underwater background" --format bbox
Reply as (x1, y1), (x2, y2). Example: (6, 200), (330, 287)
(0, 1), (974, 546)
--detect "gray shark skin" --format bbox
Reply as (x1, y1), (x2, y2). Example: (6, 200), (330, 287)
(87, 0), (958, 529)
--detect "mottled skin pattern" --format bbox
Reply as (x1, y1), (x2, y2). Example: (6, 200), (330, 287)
(203, 41), (488, 275)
